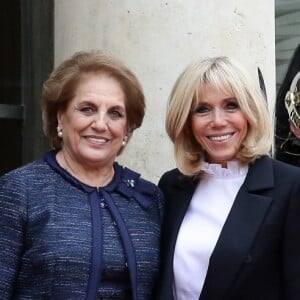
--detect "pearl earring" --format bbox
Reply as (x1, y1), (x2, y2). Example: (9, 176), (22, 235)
(57, 126), (63, 138)
(122, 135), (128, 146)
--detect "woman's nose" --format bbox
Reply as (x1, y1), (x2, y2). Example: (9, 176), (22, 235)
(211, 109), (227, 126)
(92, 111), (108, 129)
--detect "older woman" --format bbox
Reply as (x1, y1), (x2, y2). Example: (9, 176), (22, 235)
(155, 56), (300, 299)
(0, 50), (163, 299)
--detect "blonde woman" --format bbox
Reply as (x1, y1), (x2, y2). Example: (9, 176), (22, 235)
(155, 56), (300, 300)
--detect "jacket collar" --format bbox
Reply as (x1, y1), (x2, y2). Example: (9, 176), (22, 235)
(44, 150), (155, 210)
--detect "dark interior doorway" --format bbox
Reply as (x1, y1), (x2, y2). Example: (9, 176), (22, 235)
(0, 0), (54, 176)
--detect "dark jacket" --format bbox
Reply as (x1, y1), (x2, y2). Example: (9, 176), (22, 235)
(0, 151), (163, 299)
(155, 156), (300, 300)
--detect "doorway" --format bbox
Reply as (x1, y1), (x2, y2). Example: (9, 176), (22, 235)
(0, 0), (53, 176)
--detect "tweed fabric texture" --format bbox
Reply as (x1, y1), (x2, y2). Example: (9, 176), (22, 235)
(0, 151), (163, 299)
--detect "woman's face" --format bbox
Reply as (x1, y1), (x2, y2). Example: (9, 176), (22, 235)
(191, 84), (248, 167)
(57, 74), (127, 169)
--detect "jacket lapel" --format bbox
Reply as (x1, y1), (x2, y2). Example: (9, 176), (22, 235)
(159, 172), (197, 299)
(166, 178), (196, 255)
(200, 156), (274, 300)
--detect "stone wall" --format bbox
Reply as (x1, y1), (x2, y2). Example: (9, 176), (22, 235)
(55, 0), (275, 183)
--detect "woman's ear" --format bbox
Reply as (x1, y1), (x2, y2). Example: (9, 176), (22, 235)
(57, 110), (63, 128)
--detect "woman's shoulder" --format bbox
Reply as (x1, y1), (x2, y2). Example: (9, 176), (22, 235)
(160, 168), (182, 180)
(0, 158), (50, 185)
(251, 156), (300, 190)
(272, 157), (300, 173)
(0, 158), (53, 212)
(112, 163), (163, 210)
(116, 163), (159, 191)
(158, 168), (194, 189)
(259, 155), (300, 175)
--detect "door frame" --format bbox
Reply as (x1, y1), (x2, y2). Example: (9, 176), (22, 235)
(21, 0), (54, 164)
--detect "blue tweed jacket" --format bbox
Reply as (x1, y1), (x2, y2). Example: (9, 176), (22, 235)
(0, 151), (163, 299)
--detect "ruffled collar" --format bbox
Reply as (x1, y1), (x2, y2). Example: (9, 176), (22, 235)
(200, 160), (248, 179)
(43, 150), (155, 210)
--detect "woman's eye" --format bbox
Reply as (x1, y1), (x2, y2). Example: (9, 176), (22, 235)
(109, 109), (124, 119)
(225, 101), (239, 110)
(79, 106), (95, 115)
(194, 105), (209, 114)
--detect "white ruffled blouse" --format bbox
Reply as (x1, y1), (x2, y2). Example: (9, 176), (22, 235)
(173, 161), (248, 300)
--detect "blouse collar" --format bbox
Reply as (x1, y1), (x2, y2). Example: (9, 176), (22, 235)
(200, 160), (248, 179)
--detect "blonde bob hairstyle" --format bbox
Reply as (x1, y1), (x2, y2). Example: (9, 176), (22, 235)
(42, 50), (145, 150)
(166, 56), (273, 178)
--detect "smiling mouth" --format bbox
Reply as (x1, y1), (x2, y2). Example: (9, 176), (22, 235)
(86, 137), (109, 144)
(209, 133), (233, 142)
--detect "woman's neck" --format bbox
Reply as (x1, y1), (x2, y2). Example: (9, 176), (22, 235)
(56, 149), (115, 187)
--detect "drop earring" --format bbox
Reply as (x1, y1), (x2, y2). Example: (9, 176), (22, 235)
(57, 126), (63, 138)
(122, 135), (128, 146)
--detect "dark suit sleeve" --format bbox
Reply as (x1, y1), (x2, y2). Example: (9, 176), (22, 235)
(283, 176), (300, 299)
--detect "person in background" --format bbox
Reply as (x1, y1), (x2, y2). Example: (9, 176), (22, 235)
(275, 43), (300, 165)
(155, 56), (300, 300)
(0, 50), (163, 299)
